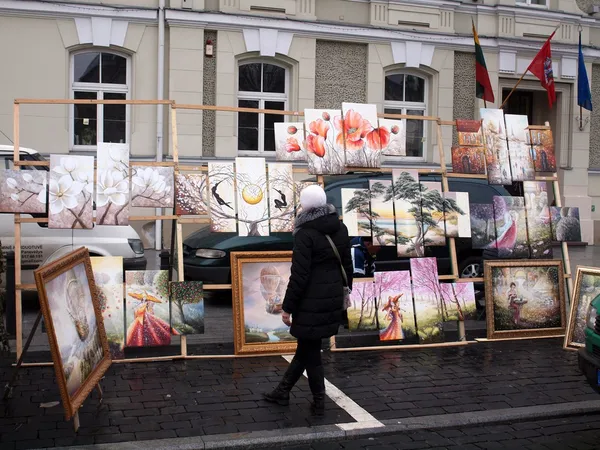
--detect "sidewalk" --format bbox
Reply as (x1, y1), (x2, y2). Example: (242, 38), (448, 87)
(1, 338), (598, 450)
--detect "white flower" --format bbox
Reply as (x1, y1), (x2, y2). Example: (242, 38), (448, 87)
(10, 193), (19, 202)
(22, 173), (33, 183)
(37, 179), (47, 204)
(48, 175), (84, 214)
(76, 171), (94, 195)
(6, 178), (17, 190)
(96, 171), (129, 207)
(53, 157), (79, 176)
(132, 168), (160, 190)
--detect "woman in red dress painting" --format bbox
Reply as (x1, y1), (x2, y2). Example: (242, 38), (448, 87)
(126, 291), (176, 347)
(380, 294), (404, 341)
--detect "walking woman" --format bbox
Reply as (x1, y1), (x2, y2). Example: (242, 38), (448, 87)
(263, 185), (353, 415)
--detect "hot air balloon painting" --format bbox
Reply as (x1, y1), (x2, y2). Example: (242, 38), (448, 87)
(493, 196), (530, 258)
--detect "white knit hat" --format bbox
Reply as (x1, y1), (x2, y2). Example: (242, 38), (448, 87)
(300, 185), (326, 211)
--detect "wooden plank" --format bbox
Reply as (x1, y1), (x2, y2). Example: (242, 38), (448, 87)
(15, 99), (173, 105)
(203, 284), (232, 290)
(13, 102), (23, 359)
(457, 277), (483, 283)
(446, 173), (487, 180)
(174, 104), (303, 117)
(17, 215), (179, 224)
(16, 284), (37, 290)
(552, 179), (574, 304)
(13, 160), (49, 167)
(330, 340), (474, 352)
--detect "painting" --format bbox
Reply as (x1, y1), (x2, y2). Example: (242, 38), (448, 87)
(505, 114), (535, 181)
(175, 173), (209, 215)
(493, 196), (529, 258)
(231, 251), (297, 355)
(268, 163), (295, 233)
(341, 188), (359, 236)
(565, 267), (600, 349)
(420, 182), (446, 247)
(439, 282), (477, 322)
(375, 271), (416, 341)
(410, 257), (444, 344)
(443, 192), (470, 238)
(378, 119), (405, 156)
(523, 181), (553, 259)
(369, 180), (395, 246)
(236, 157), (269, 237)
(207, 162), (237, 232)
(0, 169), (47, 213)
(90, 256), (124, 360)
(550, 206), (581, 242)
(392, 169), (422, 257)
(304, 108), (346, 175)
(131, 166), (174, 208)
(170, 281), (204, 335)
(470, 203), (497, 250)
(341, 103), (381, 168)
(341, 187), (372, 237)
(480, 108), (512, 185)
(275, 122), (306, 162)
(530, 129), (557, 172)
(346, 279), (381, 332)
(96, 143), (130, 225)
(484, 260), (566, 340)
(49, 155), (94, 229)
(451, 146), (486, 175)
(34, 247), (111, 421)
(456, 119), (484, 146)
(125, 270), (172, 348)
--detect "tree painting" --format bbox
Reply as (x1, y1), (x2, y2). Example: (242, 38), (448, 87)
(0, 169), (47, 213)
(304, 109), (346, 175)
(236, 157), (269, 237)
(523, 181), (552, 259)
(346, 280), (385, 332)
(207, 162), (237, 232)
(420, 182), (447, 247)
(369, 180), (395, 246)
(410, 257), (444, 343)
(439, 282), (477, 322)
(131, 166), (174, 208)
(480, 108), (512, 185)
(341, 103), (382, 168)
(391, 169), (421, 257)
(170, 281), (204, 335)
(375, 271), (416, 341)
(96, 143), (130, 225)
(493, 196), (530, 258)
(470, 203), (497, 249)
(569, 271), (600, 346)
(443, 192), (471, 238)
(550, 207), (582, 242)
(343, 188), (373, 237)
(268, 163), (295, 233)
(175, 173), (209, 216)
(341, 188), (370, 237)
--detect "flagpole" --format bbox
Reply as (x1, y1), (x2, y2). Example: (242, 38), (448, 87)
(580, 105), (583, 131)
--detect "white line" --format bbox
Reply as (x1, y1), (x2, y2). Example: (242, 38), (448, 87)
(282, 355), (385, 431)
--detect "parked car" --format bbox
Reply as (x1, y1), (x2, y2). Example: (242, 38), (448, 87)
(578, 295), (600, 392)
(0, 145), (147, 286)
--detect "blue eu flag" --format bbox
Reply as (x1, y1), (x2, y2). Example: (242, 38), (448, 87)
(578, 32), (593, 111)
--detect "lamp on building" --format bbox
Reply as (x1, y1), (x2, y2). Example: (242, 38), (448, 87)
(575, 114), (590, 131)
(205, 40), (214, 57)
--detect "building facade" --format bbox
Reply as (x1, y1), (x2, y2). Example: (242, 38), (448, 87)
(1, 0), (600, 243)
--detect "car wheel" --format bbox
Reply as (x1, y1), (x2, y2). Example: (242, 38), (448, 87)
(459, 257), (483, 278)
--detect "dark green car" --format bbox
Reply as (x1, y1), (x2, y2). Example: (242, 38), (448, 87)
(578, 295), (600, 392)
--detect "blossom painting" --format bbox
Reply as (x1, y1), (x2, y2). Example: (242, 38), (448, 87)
(236, 157), (269, 237)
(481, 108), (512, 185)
(443, 192), (470, 238)
(91, 256), (124, 359)
(268, 163), (295, 233)
(170, 281), (204, 335)
(439, 282), (477, 322)
(420, 182), (446, 247)
(175, 173), (209, 215)
(275, 122), (306, 162)
(375, 271), (416, 342)
(451, 146), (486, 174)
(131, 166), (174, 208)
(341, 187), (372, 237)
(346, 280), (381, 332)
(456, 119), (484, 146)
(530, 129), (557, 172)
(378, 119), (405, 156)
(125, 270), (172, 347)
(493, 196), (529, 258)
(207, 162), (237, 232)
(96, 143), (130, 225)
(341, 103), (381, 168)
(0, 169), (47, 213)
(304, 109), (346, 175)
(470, 203), (497, 250)
(550, 207), (581, 242)
(505, 114), (535, 181)
(392, 169), (422, 257)
(369, 180), (395, 246)
(523, 181), (553, 259)
(49, 155), (94, 229)
(410, 257), (444, 344)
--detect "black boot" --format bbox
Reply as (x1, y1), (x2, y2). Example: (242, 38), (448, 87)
(306, 365), (325, 416)
(263, 358), (304, 406)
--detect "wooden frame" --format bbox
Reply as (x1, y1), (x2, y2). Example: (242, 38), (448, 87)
(33, 247), (111, 421)
(484, 259), (567, 341)
(564, 266), (600, 350)
(230, 251), (297, 355)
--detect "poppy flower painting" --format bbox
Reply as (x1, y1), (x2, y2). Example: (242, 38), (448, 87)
(377, 119), (405, 156)
(275, 122), (306, 162)
(303, 109), (346, 175)
(341, 103), (382, 168)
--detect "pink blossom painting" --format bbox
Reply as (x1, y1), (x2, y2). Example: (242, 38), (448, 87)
(378, 119), (405, 156)
(96, 143), (130, 225)
(0, 169), (47, 213)
(410, 257), (444, 343)
(275, 122), (306, 162)
(175, 173), (209, 216)
(304, 109), (346, 175)
(439, 282), (477, 322)
(346, 280), (378, 332)
(375, 271), (416, 341)
(341, 103), (381, 168)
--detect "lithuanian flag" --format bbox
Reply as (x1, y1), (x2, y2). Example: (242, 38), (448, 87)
(473, 20), (495, 103)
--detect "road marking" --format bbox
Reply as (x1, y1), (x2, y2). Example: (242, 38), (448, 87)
(282, 355), (384, 431)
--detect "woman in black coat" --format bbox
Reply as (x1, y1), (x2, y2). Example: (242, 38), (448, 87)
(263, 185), (353, 415)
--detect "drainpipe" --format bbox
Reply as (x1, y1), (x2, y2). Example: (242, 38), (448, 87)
(155, 0), (165, 251)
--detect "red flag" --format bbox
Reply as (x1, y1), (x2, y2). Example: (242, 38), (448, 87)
(527, 32), (556, 108)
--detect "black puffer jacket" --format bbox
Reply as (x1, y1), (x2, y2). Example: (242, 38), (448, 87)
(282, 204), (353, 340)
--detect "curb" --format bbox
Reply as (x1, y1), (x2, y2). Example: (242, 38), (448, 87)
(48, 399), (600, 450)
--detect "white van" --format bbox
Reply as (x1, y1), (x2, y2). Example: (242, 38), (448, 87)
(0, 145), (146, 285)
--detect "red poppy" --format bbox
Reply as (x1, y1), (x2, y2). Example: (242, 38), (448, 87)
(285, 137), (301, 153)
(322, 112), (331, 121)
(309, 119), (329, 138)
(391, 125), (400, 134)
(306, 134), (326, 157)
(337, 110), (372, 150)
(287, 125), (298, 135)
(366, 127), (391, 150)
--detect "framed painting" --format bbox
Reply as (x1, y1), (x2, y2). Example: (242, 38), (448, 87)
(565, 266), (600, 349)
(231, 251), (297, 355)
(33, 247), (111, 421)
(484, 260), (566, 340)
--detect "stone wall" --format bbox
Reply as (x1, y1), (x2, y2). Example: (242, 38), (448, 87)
(590, 64), (600, 168)
(452, 51), (476, 145)
(202, 30), (217, 157)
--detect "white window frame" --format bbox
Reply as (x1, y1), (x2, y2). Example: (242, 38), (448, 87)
(515, 0), (548, 8)
(237, 60), (289, 155)
(70, 49), (131, 152)
(383, 69), (429, 163)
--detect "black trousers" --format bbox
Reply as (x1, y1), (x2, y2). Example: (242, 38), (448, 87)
(294, 338), (322, 368)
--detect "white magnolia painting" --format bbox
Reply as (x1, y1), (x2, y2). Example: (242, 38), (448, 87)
(0, 169), (47, 213)
(96, 143), (130, 225)
(131, 166), (174, 208)
(268, 163), (295, 233)
(275, 122), (306, 162)
(378, 119), (406, 156)
(341, 103), (381, 168)
(304, 109), (346, 175)
(208, 162), (237, 232)
(49, 155), (94, 229)
(236, 157), (269, 237)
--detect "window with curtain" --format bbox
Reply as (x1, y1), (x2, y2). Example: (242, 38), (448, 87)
(237, 61), (288, 153)
(384, 72), (428, 159)
(71, 51), (129, 149)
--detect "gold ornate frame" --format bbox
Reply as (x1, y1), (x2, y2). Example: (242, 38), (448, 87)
(484, 259), (566, 340)
(564, 266), (600, 349)
(34, 247), (112, 420)
(231, 251), (297, 355)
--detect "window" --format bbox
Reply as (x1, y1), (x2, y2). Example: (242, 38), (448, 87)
(384, 72), (428, 159)
(71, 51), (129, 149)
(515, 0), (547, 7)
(237, 61), (288, 153)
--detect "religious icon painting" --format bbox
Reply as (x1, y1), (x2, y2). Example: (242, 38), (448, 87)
(236, 157), (269, 237)
(207, 162), (237, 232)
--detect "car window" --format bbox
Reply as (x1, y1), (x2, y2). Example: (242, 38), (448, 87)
(449, 179), (510, 203)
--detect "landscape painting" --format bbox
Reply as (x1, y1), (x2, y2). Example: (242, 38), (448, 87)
(175, 173), (209, 216)
(49, 155), (94, 229)
(550, 206), (581, 242)
(451, 146), (486, 175)
(392, 169), (422, 257)
(420, 182), (446, 247)
(96, 143), (130, 225)
(378, 119), (405, 156)
(341, 188), (360, 236)
(456, 119), (484, 146)
(268, 163), (295, 233)
(443, 192), (470, 238)
(131, 166), (174, 208)
(346, 279), (381, 332)
(493, 196), (529, 258)
(410, 257), (444, 344)
(369, 179), (395, 246)
(170, 281), (204, 335)
(304, 109), (346, 175)
(505, 114), (535, 181)
(342, 187), (372, 237)
(530, 129), (557, 172)
(485, 260), (566, 340)
(341, 102), (381, 168)
(523, 181), (553, 259)
(275, 122), (306, 162)
(207, 162), (237, 232)
(565, 267), (600, 348)
(439, 282), (477, 322)
(481, 108), (512, 185)
(375, 271), (416, 342)
(236, 157), (269, 237)
(470, 203), (497, 250)
(0, 169), (47, 213)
